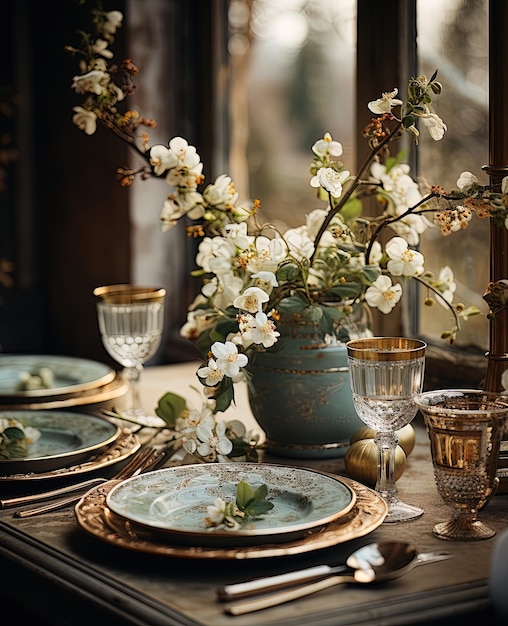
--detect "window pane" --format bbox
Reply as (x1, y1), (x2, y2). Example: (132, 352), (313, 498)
(228, 0), (357, 230)
(417, 0), (489, 349)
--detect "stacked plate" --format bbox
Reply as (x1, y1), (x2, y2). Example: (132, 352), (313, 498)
(75, 463), (389, 560)
(0, 354), (128, 412)
(0, 354), (137, 484)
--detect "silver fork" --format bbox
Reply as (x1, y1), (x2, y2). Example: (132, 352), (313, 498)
(7, 446), (164, 518)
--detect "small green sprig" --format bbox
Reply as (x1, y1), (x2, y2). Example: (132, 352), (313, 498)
(205, 480), (274, 530)
(0, 426), (28, 460)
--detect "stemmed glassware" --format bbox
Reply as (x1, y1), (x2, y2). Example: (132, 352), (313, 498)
(94, 284), (166, 419)
(346, 336), (426, 523)
(414, 389), (508, 540)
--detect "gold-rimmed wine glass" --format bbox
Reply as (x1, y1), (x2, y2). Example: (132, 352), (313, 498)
(346, 336), (426, 523)
(94, 284), (166, 419)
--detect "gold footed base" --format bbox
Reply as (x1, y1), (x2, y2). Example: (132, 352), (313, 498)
(433, 518), (496, 541)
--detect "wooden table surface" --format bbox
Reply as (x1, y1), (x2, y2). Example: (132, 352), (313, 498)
(1, 363), (507, 626)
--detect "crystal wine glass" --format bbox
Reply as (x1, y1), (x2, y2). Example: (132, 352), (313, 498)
(414, 389), (508, 540)
(346, 336), (426, 523)
(94, 284), (166, 419)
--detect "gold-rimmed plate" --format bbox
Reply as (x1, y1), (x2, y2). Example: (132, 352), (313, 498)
(0, 355), (115, 398)
(0, 410), (121, 474)
(0, 375), (128, 412)
(105, 464), (357, 547)
(0, 430), (139, 483)
(75, 475), (387, 559)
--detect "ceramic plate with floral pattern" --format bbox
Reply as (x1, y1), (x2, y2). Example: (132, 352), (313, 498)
(0, 410), (120, 474)
(0, 355), (115, 398)
(105, 463), (356, 547)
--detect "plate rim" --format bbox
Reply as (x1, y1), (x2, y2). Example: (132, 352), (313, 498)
(0, 410), (121, 474)
(75, 474), (388, 559)
(0, 354), (115, 398)
(0, 430), (140, 482)
(105, 463), (356, 543)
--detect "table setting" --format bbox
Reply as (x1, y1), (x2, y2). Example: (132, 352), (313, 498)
(1, 360), (508, 625)
(1, 274), (508, 625)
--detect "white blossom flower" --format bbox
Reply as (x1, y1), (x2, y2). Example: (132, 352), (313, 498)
(305, 209), (328, 239)
(197, 358), (225, 387)
(434, 266), (457, 307)
(416, 110), (447, 141)
(456, 171), (478, 191)
(102, 11), (123, 37)
(92, 39), (114, 59)
(203, 174), (239, 209)
(180, 308), (215, 340)
(71, 70), (109, 96)
(224, 222), (253, 250)
(284, 228), (315, 260)
(386, 237), (424, 277)
(239, 312), (280, 348)
(72, 107), (97, 135)
(196, 416), (233, 457)
(365, 275), (403, 314)
(206, 497), (227, 525)
(367, 88), (403, 114)
(211, 341), (248, 378)
(149, 144), (179, 175)
(160, 193), (204, 231)
(246, 236), (288, 274)
(233, 286), (269, 313)
(312, 133), (343, 158)
(311, 168), (350, 198)
(251, 271), (278, 291)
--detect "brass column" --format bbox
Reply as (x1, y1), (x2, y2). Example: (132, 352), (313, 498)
(483, 0), (508, 392)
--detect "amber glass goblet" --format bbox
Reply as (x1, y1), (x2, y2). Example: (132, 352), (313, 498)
(414, 389), (508, 540)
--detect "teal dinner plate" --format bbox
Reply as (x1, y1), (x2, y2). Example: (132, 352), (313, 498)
(0, 355), (115, 398)
(106, 463), (356, 547)
(0, 410), (120, 474)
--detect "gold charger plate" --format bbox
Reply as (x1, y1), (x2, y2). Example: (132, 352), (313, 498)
(75, 475), (388, 560)
(0, 430), (140, 483)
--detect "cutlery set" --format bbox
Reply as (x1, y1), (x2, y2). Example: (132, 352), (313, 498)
(217, 541), (453, 615)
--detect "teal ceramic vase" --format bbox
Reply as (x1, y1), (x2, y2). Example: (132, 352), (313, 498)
(247, 311), (370, 459)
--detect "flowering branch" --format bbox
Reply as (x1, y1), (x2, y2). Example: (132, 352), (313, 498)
(69, 4), (508, 417)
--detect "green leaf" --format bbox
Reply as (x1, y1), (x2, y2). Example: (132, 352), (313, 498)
(3, 426), (26, 441)
(155, 392), (187, 428)
(236, 480), (255, 510)
(361, 265), (382, 284)
(276, 263), (302, 282)
(248, 500), (275, 516)
(277, 294), (309, 314)
(339, 196), (362, 223)
(213, 377), (235, 413)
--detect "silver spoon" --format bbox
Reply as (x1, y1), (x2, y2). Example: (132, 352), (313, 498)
(222, 542), (452, 615)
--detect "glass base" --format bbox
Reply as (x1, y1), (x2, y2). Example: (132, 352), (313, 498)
(383, 500), (424, 523)
(433, 519), (496, 541)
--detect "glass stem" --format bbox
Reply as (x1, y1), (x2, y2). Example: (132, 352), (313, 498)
(375, 431), (398, 505)
(122, 365), (144, 415)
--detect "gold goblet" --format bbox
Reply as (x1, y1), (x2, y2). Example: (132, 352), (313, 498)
(414, 389), (508, 541)
(94, 284), (166, 418)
